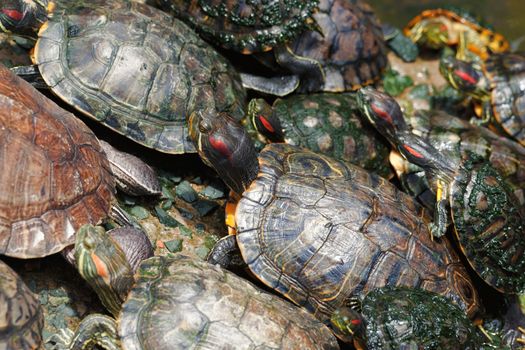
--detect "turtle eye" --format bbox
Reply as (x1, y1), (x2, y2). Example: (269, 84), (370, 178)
(257, 115), (275, 133)
(1, 9), (24, 22)
(198, 119), (211, 133)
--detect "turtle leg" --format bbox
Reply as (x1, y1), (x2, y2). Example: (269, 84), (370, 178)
(240, 73), (300, 97)
(470, 100), (492, 126)
(47, 314), (120, 350)
(10, 64), (48, 89)
(274, 44), (325, 93)
(429, 179), (449, 239)
(207, 235), (246, 270)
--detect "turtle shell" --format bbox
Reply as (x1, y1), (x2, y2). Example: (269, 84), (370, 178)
(119, 254), (339, 349)
(400, 109), (525, 207)
(361, 286), (481, 350)
(0, 260), (44, 350)
(450, 156), (525, 293)
(155, 0), (318, 53)
(262, 93), (392, 177)
(404, 7), (509, 59)
(0, 63), (114, 258)
(288, 0), (388, 92)
(34, 1), (246, 154)
(235, 143), (481, 322)
(483, 53), (525, 146)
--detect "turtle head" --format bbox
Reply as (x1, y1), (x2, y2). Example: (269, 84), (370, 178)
(0, 0), (50, 35)
(356, 86), (408, 141)
(330, 306), (367, 349)
(74, 224), (134, 317)
(247, 98), (285, 143)
(190, 110), (259, 196)
(440, 56), (487, 97)
(408, 19), (449, 50)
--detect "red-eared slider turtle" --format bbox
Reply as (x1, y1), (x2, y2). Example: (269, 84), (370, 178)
(240, 0), (388, 95)
(197, 115), (482, 323)
(440, 53), (525, 147)
(404, 7), (509, 61)
(0, 0), (246, 155)
(246, 93), (392, 178)
(0, 62), (114, 259)
(50, 225), (339, 350)
(388, 108), (525, 210)
(330, 286), (482, 350)
(357, 87), (525, 294)
(0, 259), (44, 350)
(155, 0), (318, 54)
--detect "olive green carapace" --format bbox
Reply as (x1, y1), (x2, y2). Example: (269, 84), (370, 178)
(156, 0), (318, 53)
(119, 254), (339, 349)
(269, 93), (392, 177)
(35, 0), (246, 154)
(0, 260), (44, 350)
(362, 287), (482, 350)
(450, 157), (525, 293)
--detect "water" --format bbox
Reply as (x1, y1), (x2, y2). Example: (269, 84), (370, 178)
(370, 0), (525, 50)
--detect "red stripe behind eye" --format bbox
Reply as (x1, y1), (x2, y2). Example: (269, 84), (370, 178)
(2, 9), (24, 21)
(258, 115), (275, 133)
(402, 144), (424, 159)
(370, 103), (393, 125)
(208, 135), (232, 158)
(351, 319), (361, 325)
(454, 69), (477, 85)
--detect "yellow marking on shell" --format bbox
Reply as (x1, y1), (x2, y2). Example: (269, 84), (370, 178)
(225, 195), (238, 235)
(436, 180), (444, 201)
(37, 20), (49, 36)
(47, 1), (56, 13)
(91, 252), (111, 286)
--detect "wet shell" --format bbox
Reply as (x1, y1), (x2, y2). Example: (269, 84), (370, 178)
(120, 254), (339, 349)
(235, 143), (481, 322)
(156, 0), (318, 53)
(0, 63), (114, 258)
(0, 260), (44, 350)
(35, 1), (246, 154)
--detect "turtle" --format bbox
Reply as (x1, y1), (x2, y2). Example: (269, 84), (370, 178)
(357, 86), (525, 294)
(329, 286), (483, 350)
(0, 259), (44, 350)
(0, 0), (246, 156)
(196, 112), (482, 324)
(155, 0), (319, 54)
(245, 93), (393, 178)
(439, 53), (525, 147)
(387, 108), (525, 210)
(403, 6), (509, 61)
(49, 225), (340, 350)
(0, 61), (115, 259)
(239, 0), (388, 96)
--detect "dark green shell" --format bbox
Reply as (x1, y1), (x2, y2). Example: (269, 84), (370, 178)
(120, 254), (339, 349)
(483, 53), (525, 146)
(400, 109), (525, 208)
(450, 156), (525, 293)
(235, 143), (481, 322)
(35, 1), (246, 154)
(0, 260), (44, 350)
(262, 93), (392, 177)
(362, 287), (482, 350)
(288, 0), (387, 92)
(155, 0), (318, 53)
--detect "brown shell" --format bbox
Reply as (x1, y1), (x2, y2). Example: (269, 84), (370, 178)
(484, 53), (525, 146)
(235, 143), (481, 321)
(289, 0), (388, 92)
(0, 260), (44, 350)
(0, 63), (114, 258)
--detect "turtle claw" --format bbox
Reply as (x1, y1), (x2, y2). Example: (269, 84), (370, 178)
(429, 222), (446, 240)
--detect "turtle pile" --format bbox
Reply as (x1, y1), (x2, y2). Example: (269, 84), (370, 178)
(0, 1), (524, 349)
